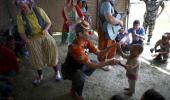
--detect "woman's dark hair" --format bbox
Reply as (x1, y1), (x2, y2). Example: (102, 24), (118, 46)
(142, 89), (165, 100)
(82, 1), (88, 11)
(133, 20), (140, 25)
(77, 0), (82, 4)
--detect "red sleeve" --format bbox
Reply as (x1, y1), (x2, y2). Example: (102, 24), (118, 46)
(86, 40), (97, 54)
(62, 8), (67, 23)
(62, 8), (69, 32)
(69, 45), (89, 64)
(75, 5), (84, 18)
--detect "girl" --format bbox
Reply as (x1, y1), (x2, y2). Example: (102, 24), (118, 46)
(62, 0), (84, 45)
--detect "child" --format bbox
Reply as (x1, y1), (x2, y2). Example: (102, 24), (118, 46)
(118, 43), (143, 96)
(150, 34), (169, 63)
(116, 27), (129, 52)
(141, 89), (165, 100)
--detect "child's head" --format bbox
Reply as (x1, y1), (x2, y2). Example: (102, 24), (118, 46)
(133, 20), (140, 30)
(82, 0), (88, 11)
(161, 34), (169, 45)
(141, 89), (165, 100)
(82, 0), (87, 7)
(110, 95), (125, 100)
(119, 27), (125, 33)
(130, 44), (143, 57)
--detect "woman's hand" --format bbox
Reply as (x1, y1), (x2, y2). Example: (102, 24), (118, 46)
(42, 29), (48, 35)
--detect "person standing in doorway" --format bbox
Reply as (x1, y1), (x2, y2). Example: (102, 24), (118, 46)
(142, 0), (165, 45)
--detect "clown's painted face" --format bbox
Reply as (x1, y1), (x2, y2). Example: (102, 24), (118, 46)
(19, 3), (30, 14)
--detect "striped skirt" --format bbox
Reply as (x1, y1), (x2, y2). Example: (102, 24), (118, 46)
(27, 33), (58, 70)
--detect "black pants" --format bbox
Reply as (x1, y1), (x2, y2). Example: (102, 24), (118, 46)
(62, 65), (95, 96)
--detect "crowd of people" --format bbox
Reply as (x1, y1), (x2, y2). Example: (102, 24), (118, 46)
(0, 0), (169, 100)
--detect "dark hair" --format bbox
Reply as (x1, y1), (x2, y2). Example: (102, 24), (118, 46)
(142, 89), (165, 100)
(110, 95), (125, 100)
(77, 0), (82, 4)
(132, 44), (144, 54)
(82, 1), (88, 11)
(133, 20), (140, 25)
(75, 23), (84, 35)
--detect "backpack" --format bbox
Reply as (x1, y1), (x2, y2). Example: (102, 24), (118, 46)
(21, 7), (45, 36)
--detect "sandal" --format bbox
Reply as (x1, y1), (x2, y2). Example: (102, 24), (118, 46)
(32, 75), (43, 85)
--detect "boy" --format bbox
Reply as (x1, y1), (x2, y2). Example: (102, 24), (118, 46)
(118, 44), (143, 96)
(150, 34), (169, 63)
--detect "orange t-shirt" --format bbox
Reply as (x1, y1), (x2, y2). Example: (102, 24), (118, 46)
(69, 39), (97, 64)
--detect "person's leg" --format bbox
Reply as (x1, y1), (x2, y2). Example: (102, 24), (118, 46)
(61, 32), (68, 44)
(143, 18), (149, 35)
(42, 34), (62, 81)
(27, 37), (45, 85)
(32, 70), (43, 85)
(107, 40), (117, 59)
(125, 79), (136, 96)
(71, 70), (86, 99)
(147, 20), (156, 44)
(53, 64), (62, 81)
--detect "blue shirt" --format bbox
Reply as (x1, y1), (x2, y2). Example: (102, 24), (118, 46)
(100, 2), (115, 16)
(128, 27), (145, 42)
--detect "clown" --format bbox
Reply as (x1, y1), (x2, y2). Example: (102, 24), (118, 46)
(16, 0), (62, 85)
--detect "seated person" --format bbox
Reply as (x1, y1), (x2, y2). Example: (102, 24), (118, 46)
(150, 34), (169, 62)
(116, 27), (129, 52)
(61, 21), (120, 100)
(0, 37), (19, 76)
(141, 89), (165, 100)
(128, 20), (145, 48)
(115, 27), (127, 42)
